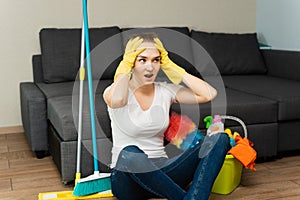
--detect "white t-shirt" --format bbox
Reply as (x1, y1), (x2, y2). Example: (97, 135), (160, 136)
(106, 82), (182, 168)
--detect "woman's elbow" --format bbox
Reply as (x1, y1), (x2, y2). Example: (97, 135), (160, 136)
(210, 88), (218, 101)
(109, 97), (128, 108)
(103, 93), (128, 108)
(201, 88), (217, 103)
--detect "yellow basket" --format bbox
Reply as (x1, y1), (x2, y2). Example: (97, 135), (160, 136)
(211, 115), (247, 195)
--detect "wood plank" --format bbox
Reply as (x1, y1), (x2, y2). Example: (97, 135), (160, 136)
(8, 142), (30, 153)
(210, 180), (300, 199)
(0, 150), (35, 161)
(0, 160), (9, 170)
(0, 126), (24, 135)
(241, 165), (300, 186)
(0, 178), (11, 192)
(0, 145), (8, 153)
(6, 132), (27, 144)
(294, 179), (300, 185)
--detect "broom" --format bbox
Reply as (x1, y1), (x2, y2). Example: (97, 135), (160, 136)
(73, 0), (111, 196)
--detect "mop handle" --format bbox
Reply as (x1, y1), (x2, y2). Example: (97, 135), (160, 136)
(76, 20), (85, 174)
(82, 0), (99, 172)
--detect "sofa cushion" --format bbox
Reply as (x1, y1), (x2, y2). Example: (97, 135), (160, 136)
(47, 80), (113, 141)
(190, 30), (267, 75)
(262, 49), (300, 81)
(37, 82), (75, 98)
(37, 80), (105, 99)
(171, 88), (277, 129)
(223, 75), (300, 121)
(40, 26), (122, 83)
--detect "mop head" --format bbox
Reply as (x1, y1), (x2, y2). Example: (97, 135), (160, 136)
(73, 172), (111, 197)
(164, 112), (204, 150)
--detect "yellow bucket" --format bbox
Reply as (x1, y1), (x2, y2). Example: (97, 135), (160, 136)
(212, 154), (243, 194)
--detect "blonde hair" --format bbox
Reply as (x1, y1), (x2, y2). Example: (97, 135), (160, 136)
(129, 32), (158, 43)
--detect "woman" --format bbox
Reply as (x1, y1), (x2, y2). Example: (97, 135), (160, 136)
(103, 32), (230, 200)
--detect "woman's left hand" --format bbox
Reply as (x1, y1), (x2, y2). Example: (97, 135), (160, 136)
(154, 38), (186, 85)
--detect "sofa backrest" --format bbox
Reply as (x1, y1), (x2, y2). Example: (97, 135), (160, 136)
(190, 30), (267, 75)
(36, 26), (269, 84)
(262, 49), (300, 81)
(32, 54), (44, 83)
(39, 26), (122, 83)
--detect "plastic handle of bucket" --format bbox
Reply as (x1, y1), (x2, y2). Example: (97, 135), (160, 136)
(219, 115), (248, 138)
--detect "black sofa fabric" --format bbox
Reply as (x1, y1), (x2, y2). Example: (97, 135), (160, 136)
(191, 31), (267, 75)
(223, 75), (300, 121)
(20, 26), (300, 182)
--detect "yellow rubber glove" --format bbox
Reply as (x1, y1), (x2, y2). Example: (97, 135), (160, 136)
(114, 37), (145, 81)
(154, 38), (187, 85)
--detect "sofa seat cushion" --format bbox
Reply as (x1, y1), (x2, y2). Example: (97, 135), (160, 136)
(37, 78), (114, 99)
(171, 88), (277, 129)
(222, 88), (278, 125)
(47, 80), (113, 141)
(47, 95), (111, 141)
(37, 81), (75, 98)
(191, 30), (267, 75)
(223, 75), (300, 121)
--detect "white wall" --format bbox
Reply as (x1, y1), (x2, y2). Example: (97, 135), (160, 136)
(257, 0), (300, 50)
(0, 0), (256, 127)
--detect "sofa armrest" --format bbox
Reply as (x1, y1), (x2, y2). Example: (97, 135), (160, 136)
(20, 82), (48, 152)
(262, 49), (300, 81)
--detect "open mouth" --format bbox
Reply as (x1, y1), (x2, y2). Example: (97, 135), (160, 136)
(144, 74), (153, 78)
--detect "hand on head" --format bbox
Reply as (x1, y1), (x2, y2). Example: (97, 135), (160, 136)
(154, 38), (186, 85)
(114, 35), (186, 85)
(114, 37), (145, 81)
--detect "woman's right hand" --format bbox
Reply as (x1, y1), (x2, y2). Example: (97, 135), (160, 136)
(114, 37), (145, 81)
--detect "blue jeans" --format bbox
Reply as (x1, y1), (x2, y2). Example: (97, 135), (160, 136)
(111, 133), (230, 200)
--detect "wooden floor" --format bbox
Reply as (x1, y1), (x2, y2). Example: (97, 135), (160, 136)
(1, 132), (300, 200)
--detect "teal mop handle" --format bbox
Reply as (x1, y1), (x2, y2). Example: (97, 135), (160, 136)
(82, 0), (99, 172)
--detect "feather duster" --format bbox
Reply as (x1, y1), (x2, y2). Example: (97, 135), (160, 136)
(164, 112), (203, 150)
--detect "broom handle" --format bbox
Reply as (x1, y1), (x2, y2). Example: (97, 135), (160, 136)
(76, 20), (85, 174)
(82, 0), (99, 172)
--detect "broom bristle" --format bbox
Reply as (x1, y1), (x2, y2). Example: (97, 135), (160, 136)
(73, 173), (111, 197)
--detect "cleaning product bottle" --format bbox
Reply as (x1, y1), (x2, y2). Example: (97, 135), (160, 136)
(206, 114), (224, 136)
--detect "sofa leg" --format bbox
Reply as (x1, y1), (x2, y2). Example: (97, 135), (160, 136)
(276, 152), (284, 159)
(62, 180), (74, 186)
(35, 151), (50, 159)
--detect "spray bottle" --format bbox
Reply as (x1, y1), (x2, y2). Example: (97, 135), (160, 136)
(206, 114), (224, 136)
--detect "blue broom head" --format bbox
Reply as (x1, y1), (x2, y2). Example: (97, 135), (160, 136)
(73, 172), (111, 197)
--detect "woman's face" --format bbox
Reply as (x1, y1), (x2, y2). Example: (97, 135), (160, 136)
(132, 41), (160, 85)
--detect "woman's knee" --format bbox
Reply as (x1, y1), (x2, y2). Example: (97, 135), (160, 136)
(211, 132), (231, 151)
(118, 145), (147, 164)
(198, 133), (230, 158)
(122, 145), (144, 154)
(218, 132), (230, 142)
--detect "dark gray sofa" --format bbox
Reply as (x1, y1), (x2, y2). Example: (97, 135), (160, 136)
(20, 26), (300, 183)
